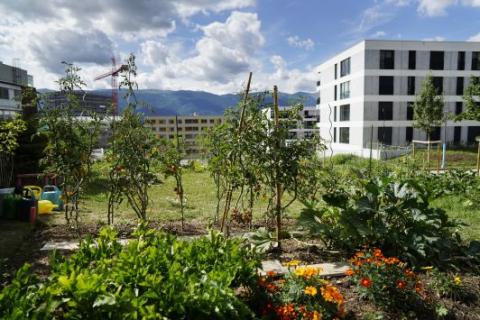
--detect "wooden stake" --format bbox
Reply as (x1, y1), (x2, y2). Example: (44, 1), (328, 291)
(273, 85), (283, 249)
(477, 140), (480, 176)
(436, 143), (441, 173)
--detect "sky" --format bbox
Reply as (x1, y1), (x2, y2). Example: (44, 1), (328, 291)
(0, 0), (479, 94)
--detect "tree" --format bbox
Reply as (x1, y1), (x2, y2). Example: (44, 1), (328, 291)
(107, 54), (160, 222)
(413, 75), (445, 164)
(158, 136), (186, 230)
(0, 118), (26, 187)
(39, 63), (103, 226)
(457, 76), (480, 122)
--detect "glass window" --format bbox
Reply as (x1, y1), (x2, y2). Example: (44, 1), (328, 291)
(431, 127), (441, 140)
(334, 85), (337, 101)
(333, 127), (337, 142)
(340, 57), (350, 77)
(378, 127), (392, 145)
(430, 51), (444, 70)
(468, 126), (480, 143)
(380, 50), (395, 69)
(472, 52), (480, 70)
(456, 77), (464, 96)
(340, 104), (350, 121)
(334, 63), (338, 79)
(201, 119), (207, 123)
(407, 102), (414, 120)
(316, 97), (320, 105)
(407, 77), (415, 95)
(379, 76), (394, 95)
(406, 127), (413, 143)
(340, 81), (350, 99)
(408, 51), (416, 70)
(378, 102), (393, 120)
(433, 77), (443, 94)
(454, 127), (461, 143)
(0, 87), (9, 99)
(334, 106), (337, 122)
(339, 127), (350, 144)
(458, 51), (465, 70)
(316, 80), (320, 86)
(455, 102), (463, 115)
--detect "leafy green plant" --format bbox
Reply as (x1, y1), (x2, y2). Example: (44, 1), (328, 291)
(0, 226), (262, 319)
(0, 117), (26, 187)
(428, 268), (464, 300)
(258, 266), (345, 319)
(347, 248), (426, 314)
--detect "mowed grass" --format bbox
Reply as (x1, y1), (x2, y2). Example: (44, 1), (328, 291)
(61, 163), (304, 226)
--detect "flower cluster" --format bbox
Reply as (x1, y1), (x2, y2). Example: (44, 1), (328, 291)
(347, 248), (425, 311)
(258, 265), (344, 319)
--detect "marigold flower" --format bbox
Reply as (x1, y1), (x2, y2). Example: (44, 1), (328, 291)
(312, 310), (322, 320)
(360, 278), (372, 288)
(404, 269), (416, 278)
(321, 284), (344, 304)
(284, 259), (301, 267)
(373, 248), (383, 258)
(454, 276), (462, 285)
(304, 286), (318, 296)
(266, 270), (277, 277)
(345, 268), (354, 276)
(295, 266), (320, 279)
(415, 281), (424, 294)
(396, 280), (407, 289)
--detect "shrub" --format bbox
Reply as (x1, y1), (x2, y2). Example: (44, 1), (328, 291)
(347, 248), (425, 313)
(257, 266), (345, 319)
(0, 226), (261, 319)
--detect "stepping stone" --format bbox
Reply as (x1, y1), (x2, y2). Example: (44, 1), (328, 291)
(40, 240), (79, 251)
(258, 259), (349, 278)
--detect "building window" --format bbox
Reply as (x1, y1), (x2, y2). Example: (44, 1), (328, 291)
(433, 77), (443, 94)
(340, 57), (351, 77)
(456, 77), (464, 96)
(339, 127), (350, 144)
(169, 119), (174, 124)
(431, 127), (441, 141)
(334, 106), (337, 122)
(454, 127), (461, 143)
(430, 51), (444, 70)
(468, 126), (480, 144)
(185, 119), (199, 124)
(210, 119), (215, 123)
(379, 76), (394, 95)
(316, 80), (320, 86)
(406, 127), (413, 143)
(455, 102), (463, 115)
(407, 102), (414, 120)
(201, 119), (207, 123)
(333, 127), (337, 142)
(407, 76), (415, 95)
(316, 97), (320, 105)
(380, 50), (394, 69)
(340, 104), (350, 121)
(0, 87), (9, 99)
(378, 102), (393, 120)
(334, 85), (337, 101)
(334, 63), (338, 79)
(458, 51), (465, 70)
(340, 81), (350, 99)
(378, 127), (392, 145)
(408, 50), (416, 70)
(472, 52), (480, 70)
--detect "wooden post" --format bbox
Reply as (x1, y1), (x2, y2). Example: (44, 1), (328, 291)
(436, 143), (441, 173)
(273, 85), (283, 249)
(369, 125), (373, 177)
(477, 140), (480, 176)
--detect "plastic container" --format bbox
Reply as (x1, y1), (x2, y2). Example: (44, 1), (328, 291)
(38, 200), (57, 214)
(18, 189), (36, 222)
(24, 185), (42, 200)
(41, 185), (64, 211)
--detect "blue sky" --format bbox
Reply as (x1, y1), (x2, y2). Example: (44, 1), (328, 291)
(0, 0), (479, 93)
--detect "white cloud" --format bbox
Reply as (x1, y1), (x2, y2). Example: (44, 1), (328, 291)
(287, 36), (315, 50)
(371, 31), (387, 38)
(423, 36), (446, 41)
(417, 0), (456, 16)
(468, 32), (480, 41)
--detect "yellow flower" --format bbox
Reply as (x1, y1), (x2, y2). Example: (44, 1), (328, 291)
(454, 276), (462, 285)
(304, 286), (318, 296)
(284, 259), (301, 267)
(313, 310), (322, 320)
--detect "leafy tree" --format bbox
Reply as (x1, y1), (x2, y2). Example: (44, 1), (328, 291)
(0, 118), (26, 187)
(39, 62), (103, 226)
(107, 54), (160, 222)
(457, 76), (480, 122)
(158, 136), (186, 229)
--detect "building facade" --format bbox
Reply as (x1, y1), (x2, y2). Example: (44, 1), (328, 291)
(44, 91), (111, 115)
(316, 40), (480, 157)
(0, 62), (33, 119)
(145, 114), (224, 157)
(263, 106), (320, 141)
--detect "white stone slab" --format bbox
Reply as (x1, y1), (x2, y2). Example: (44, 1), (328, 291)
(258, 260), (349, 278)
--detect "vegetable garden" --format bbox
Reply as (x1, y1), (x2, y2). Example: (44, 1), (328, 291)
(1, 55), (480, 319)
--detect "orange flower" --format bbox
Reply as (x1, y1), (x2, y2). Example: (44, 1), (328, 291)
(405, 269), (416, 278)
(396, 280), (407, 289)
(321, 284), (344, 304)
(345, 268), (354, 276)
(295, 266), (320, 279)
(312, 310), (322, 320)
(266, 283), (279, 293)
(373, 248), (383, 258)
(266, 270), (277, 277)
(415, 281), (424, 294)
(360, 278), (372, 288)
(384, 257), (400, 265)
(304, 286), (318, 296)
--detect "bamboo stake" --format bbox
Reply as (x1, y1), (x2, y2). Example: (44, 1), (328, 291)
(436, 143), (441, 173)
(273, 85), (283, 249)
(220, 72), (252, 233)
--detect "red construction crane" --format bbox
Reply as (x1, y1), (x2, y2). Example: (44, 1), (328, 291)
(94, 57), (127, 116)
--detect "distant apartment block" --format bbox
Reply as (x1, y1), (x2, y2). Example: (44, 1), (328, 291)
(44, 91), (111, 115)
(316, 40), (480, 158)
(145, 114), (224, 157)
(263, 106), (320, 140)
(0, 62), (33, 119)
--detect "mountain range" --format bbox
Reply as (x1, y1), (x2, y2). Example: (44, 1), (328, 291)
(39, 89), (317, 116)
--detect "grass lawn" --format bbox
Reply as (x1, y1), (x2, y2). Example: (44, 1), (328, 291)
(389, 147), (479, 169)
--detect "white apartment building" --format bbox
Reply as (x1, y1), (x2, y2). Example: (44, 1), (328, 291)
(264, 106), (320, 140)
(0, 62), (33, 119)
(145, 114), (223, 158)
(316, 40), (480, 158)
